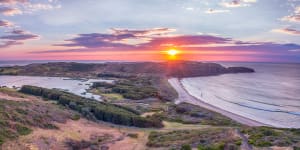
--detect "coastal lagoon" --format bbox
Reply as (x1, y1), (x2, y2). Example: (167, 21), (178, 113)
(0, 75), (113, 101)
(182, 63), (300, 128)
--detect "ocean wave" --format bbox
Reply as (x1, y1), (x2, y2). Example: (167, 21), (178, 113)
(212, 94), (300, 116)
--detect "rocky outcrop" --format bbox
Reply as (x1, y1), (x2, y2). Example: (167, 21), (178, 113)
(226, 67), (255, 74)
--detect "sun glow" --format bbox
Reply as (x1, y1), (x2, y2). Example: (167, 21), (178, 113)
(167, 49), (180, 56)
(164, 49), (181, 60)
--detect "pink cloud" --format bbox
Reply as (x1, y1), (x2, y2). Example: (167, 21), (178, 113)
(0, 29), (39, 48)
(281, 6), (300, 23)
(0, 7), (22, 16)
(0, 0), (27, 4)
(0, 20), (14, 27)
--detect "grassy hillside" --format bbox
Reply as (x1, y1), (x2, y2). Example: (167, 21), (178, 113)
(0, 98), (73, 145)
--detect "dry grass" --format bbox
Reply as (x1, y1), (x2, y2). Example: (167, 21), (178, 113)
(2, 119), (148, 150)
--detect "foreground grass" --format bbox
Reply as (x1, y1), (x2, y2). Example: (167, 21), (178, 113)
(0, 87), (27, 98)
(0, 98), (72, 146)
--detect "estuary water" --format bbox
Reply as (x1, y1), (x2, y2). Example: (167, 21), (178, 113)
(0, 75), (113, 101)
(181, 63), (300, 128)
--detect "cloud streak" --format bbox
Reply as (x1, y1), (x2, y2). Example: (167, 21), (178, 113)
(205, 9), (230, 14)
(0, 29), (39, 48)
(0, 20), (14, 27)
(55, 28), (177, 48)
(220, 0), (256, 8)
(0, 7), (22, 16)
(272, 28), (300, 35)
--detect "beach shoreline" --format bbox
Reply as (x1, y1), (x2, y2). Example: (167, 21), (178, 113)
(168, 78), (270, 127)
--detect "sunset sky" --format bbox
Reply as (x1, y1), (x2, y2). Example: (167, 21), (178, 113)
(0, 0), (300, 62)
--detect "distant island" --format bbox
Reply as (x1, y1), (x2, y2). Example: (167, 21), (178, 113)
(0, 61), (254, 78)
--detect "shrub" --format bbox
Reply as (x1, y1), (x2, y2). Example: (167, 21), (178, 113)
(71, 114), (81, 120)
(127, 133), (138, 138)
(16, 124), (32, 135)
(181, 144), (191, 150)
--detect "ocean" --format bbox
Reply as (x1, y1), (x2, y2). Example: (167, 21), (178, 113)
(0, 60), (110, 67)
(181, 62), (300, 128)
(0, 60), (142, 67)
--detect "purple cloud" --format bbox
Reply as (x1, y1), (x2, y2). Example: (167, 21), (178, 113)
(144, 35), (231, 47)
(55, 33), (135, 48)
(32, 28), (300, 56)
(55, 28), (232, 48)
(0, 20), (13, 27)
(0, 29), (39, 48)
(55, 28), (177, 48)
(0, 30), (39, 40)
(0, 40), (22, 48)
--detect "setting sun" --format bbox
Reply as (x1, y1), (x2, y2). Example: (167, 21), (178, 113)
(167, 49), (180, 56)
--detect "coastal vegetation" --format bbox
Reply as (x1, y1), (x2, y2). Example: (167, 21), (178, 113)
(95, 73), (178, 101)
(20, 85), (163, 128)
(0, 67), (20, 75)
(157, 102), (240, 126)
(241, 126), (300, 147)
(92, 77), (158, 100)
(147, 128), (242, 150)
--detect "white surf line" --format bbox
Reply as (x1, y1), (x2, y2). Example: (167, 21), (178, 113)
(168, 78), (271, 127)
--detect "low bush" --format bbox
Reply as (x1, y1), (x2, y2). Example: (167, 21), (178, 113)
(127, 133), (138, 138)
(147, 129), (241, 149)
(16, 124), (32, 135)
(241, 127), (300, 147)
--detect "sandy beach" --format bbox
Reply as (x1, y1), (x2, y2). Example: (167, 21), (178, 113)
(168, 78), (269, 127)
